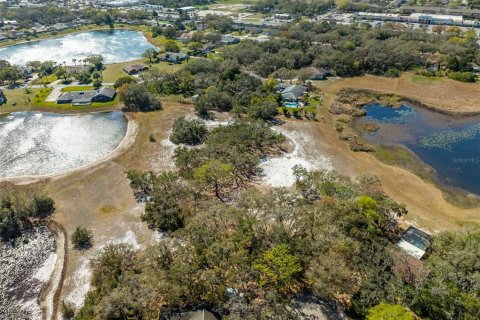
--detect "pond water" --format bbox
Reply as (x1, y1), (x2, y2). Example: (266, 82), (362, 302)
(0, 111), (128, 178)
(0, 29), (155, 65)
(356, 104), (480, 195)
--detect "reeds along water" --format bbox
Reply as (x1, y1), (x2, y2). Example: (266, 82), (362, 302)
(357, 103), (480, 195)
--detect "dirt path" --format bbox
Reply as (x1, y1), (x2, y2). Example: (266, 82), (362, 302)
(40, 222), (67, 320)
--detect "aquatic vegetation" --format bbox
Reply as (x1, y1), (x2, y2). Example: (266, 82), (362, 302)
(358, 103), (480, 195)
(365, 104), (416, 124)
(420, 123), (480, 151)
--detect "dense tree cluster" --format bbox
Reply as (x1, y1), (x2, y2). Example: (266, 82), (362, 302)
(0, 5), (121, 29)
(140, 59), (281, 119)
(223, 22), (479, 79)
(73, 109), (480, 320)
(146, 0), (213, 8)
(118, 83), (162, 112)
(70, 106), (479, 319)
(75, 163), (480, 320)
(0, 193), (55, 241)
(169, 117), (208, 145)
(253, 0), (334, 16)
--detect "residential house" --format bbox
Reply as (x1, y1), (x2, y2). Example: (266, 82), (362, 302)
(7, 30), (18, 39)
(309, 67), (332, 80)
(276, 84), (308, 103)
(57, 87), (116, 106)
(50, 23), (70, 31)
(397, 226), (431, 259)
(122, 64), (149, 75)
(221, 35), (240, 45)
(0, 89), (7, 106)
(201, 43), (215, 55)
(177, 32), (193, 44)
(163, 52), (189, 64)
(66, 65), (94, 74)
(178, 6), (196, 13)
(274, 13), (292, 20)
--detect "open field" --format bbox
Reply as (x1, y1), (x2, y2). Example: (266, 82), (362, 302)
(102, 59), (184, 83)
(316, 72), (480, 114)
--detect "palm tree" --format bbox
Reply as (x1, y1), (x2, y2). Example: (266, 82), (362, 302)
(72, 58), (76, 65)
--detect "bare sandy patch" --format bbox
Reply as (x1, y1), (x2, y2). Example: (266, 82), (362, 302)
(260, 122), (333, 187)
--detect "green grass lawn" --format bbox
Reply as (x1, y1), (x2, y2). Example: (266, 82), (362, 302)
(150, 61), (185, 73)
(410, 74), (445, 84)
(31, 74), (57, 85)
(61, 86), (95, 92)
(29, 87), (120, 110)
(102, 59), (185, 83)
(0, 87), (41, 111)
(102, 59), (144, 83)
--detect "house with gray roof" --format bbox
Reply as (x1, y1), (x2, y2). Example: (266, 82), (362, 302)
(279, 84), (307, 102)
(66, 65), (93, 74)
(57, 87), (116, 106)
(221, 35), (240, 45)
(163, 52), (189, 64)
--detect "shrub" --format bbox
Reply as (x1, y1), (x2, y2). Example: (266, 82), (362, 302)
(93, 79), (102, 89)
(114, 76), (137, 89)
(386, 68), (400, 78)
(366, 303), (414, 320)
(118, 83), (162, 112)
(149, 133), (157, 142)
(448, 71), (476, 83)
(71, 226), (93, 250)
(61, 300), (76, 319)
(170, 117), (208, 145)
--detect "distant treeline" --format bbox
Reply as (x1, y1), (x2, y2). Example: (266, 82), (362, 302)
(224, 21), (479, 78)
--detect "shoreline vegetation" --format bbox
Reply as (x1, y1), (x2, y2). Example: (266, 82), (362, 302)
(330, 88), (480, 209)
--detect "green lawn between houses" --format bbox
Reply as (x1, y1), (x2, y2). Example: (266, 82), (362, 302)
(61, 86), (95, 92)
(102, 59), (185, 83)
(29, 87), (120, 110)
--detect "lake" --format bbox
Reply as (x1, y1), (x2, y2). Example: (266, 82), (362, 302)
(0, 111), (128, 178)
(356, 104), (480, 195)
(0, 29), (155, 65)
